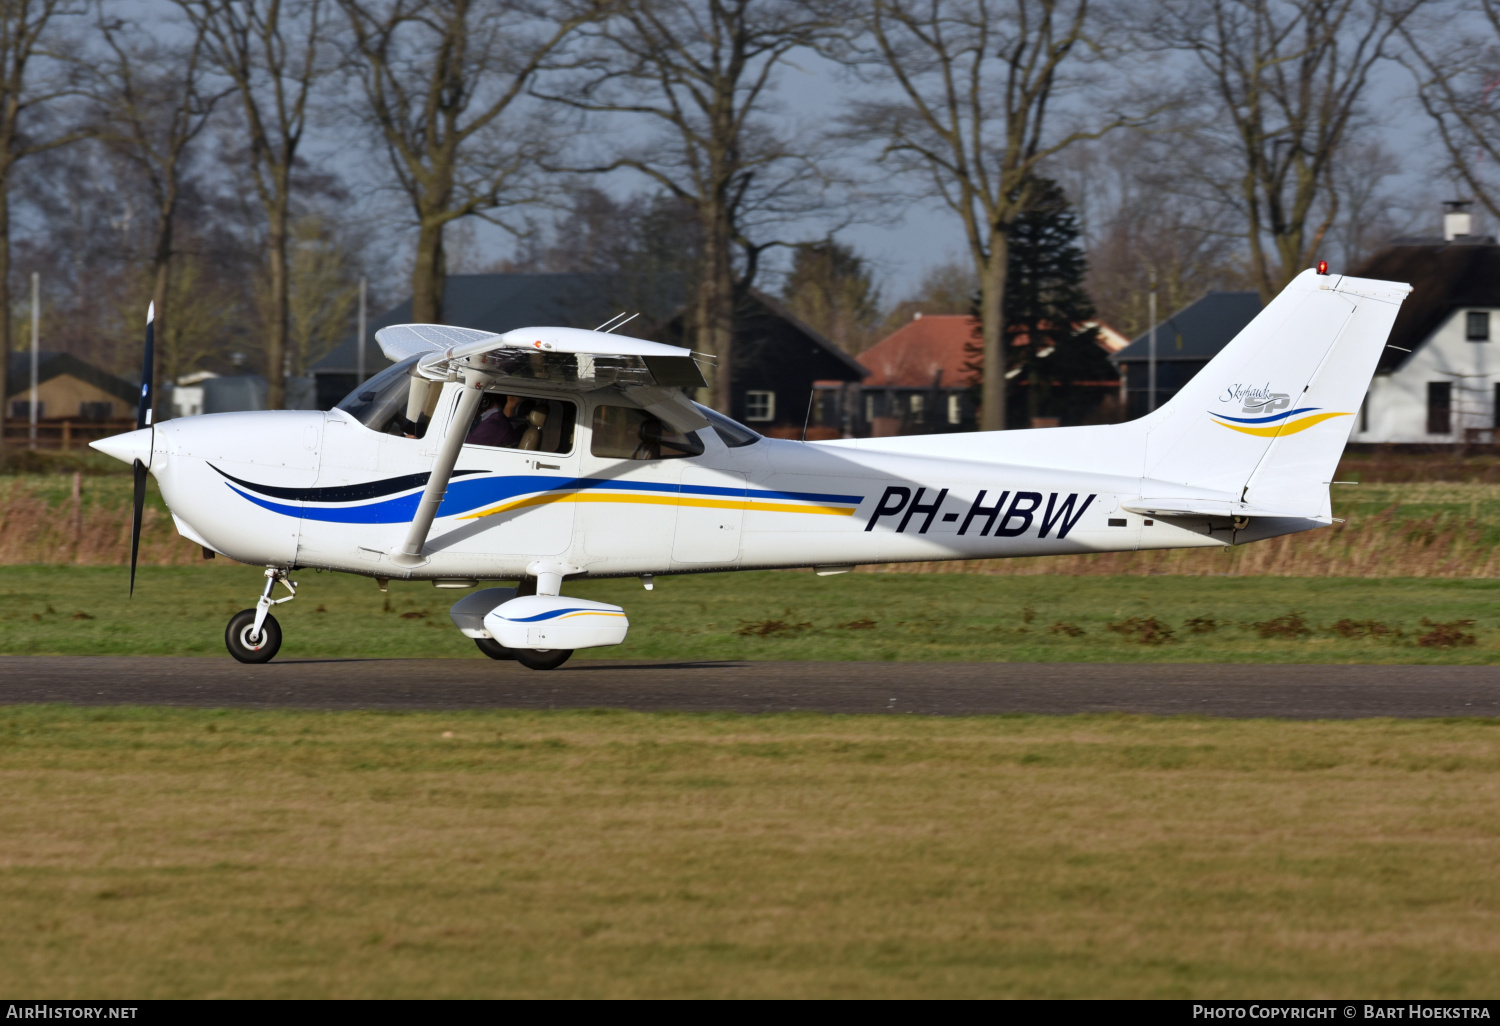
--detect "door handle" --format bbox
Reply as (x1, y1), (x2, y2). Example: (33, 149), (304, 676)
(530, 460), (560, 470)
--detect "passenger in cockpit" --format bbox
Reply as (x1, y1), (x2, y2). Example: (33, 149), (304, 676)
(466, 393), (519, 448)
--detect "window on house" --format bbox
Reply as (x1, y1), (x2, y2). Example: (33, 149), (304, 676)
(1494, 383), (1500, 429)
(864, 394), (877, 421)
(79, 402), (112, 421)
(1467, 311), (1490, 341)
(744, 390), (775, 422)
(1427, 381), (1452, 435)
(909, 393), (924, 418)
(947, 394), (962, 425)
(10, 400), (41, 419)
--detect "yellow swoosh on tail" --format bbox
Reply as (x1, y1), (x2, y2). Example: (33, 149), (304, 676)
(1211, 411), (1352, 437)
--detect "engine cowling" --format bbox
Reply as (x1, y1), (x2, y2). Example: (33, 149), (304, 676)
(482, 594), (629, 651)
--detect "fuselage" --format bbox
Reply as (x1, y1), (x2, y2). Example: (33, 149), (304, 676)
(135, 378), (1294, 581)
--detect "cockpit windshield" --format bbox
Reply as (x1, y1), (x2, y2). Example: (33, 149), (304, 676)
(335, 356), (435, 437)
(694, 403), (761, 447)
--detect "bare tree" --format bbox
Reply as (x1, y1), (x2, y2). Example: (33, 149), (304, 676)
(180, 0), (328, 409)
(282, 212), (360, 373)
(1402, 1), (1500, 223)
(536, 0), (839, 412)
(0, 0), (85, 448)
(839, 0), (1149, 432)
(90, 4), (226, 396)
(1155, 0), (1425, 303)
(781, 238), (881, 354)
(1057, 133), (1250, 338)
(337, 0), (600, 325)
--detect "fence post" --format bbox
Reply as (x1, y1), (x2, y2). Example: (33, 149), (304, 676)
(61, 420), (70, 451)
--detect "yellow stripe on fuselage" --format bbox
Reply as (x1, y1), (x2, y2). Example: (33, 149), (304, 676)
(461, 491), (859, 521)
(1211, 411), (1351, 437)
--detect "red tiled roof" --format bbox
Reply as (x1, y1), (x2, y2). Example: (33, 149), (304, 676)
(859, 315), (976, 388)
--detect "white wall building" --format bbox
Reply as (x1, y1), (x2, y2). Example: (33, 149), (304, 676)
(1347, 206), (1500, 445)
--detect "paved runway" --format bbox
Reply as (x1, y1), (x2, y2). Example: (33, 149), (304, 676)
(2, 656), (1498, 718)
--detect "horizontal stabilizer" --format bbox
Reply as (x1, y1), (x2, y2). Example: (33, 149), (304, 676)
(1122, 499), (1324, 521)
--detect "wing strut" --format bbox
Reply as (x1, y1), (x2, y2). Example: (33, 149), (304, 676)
(390, 372), (486, 568)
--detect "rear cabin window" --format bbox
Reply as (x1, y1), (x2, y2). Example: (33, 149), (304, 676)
(591, 405), (704, 460)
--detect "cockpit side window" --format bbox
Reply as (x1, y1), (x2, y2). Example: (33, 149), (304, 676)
(335, 356), (438, 438)
(591, 405), (705, 460)
(464, 395), (577, 454)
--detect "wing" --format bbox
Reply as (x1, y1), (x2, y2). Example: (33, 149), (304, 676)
(379, 323), (707, 391)
(375, 324), (501, 363)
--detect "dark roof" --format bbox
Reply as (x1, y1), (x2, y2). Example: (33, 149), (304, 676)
(745, 289), (868, 381)
(1110, 292), (1262, 365)
(5, 351), (139, 404)
(312, 272), (686, 375)
(1349, 243), (1500, 372)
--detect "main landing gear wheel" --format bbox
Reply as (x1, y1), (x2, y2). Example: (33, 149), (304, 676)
(513, 648), (573, 671)
(226, 608), (282, 664)
(474, 637), (517, 660)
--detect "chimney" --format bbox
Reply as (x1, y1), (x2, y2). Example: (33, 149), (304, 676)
(1444, 200), (1473, 241)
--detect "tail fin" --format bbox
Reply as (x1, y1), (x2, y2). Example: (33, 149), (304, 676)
(1138, 269), (1410, 516)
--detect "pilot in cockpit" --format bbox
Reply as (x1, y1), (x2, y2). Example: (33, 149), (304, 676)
(466, 393), (519, 448)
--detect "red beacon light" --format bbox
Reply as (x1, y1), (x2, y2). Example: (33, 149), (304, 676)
(1316, 260), (1329, 275)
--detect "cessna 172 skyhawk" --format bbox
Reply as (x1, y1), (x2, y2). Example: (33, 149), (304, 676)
(92, 265), (1410, 669)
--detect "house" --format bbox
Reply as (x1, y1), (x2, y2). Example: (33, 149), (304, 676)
(852, 313), (1125, 435)
(313, 273), (867, 438)
(658, 290), (868, 438)
(849, 314), (978, 435)
(1109, 292), (1263, 419)
(5, 351), (139, 422)
(1347, 209), (1500, 444)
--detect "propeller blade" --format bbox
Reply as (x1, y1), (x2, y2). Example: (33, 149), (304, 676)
(137, 302), (155, 429)
(130, 458), (146, 597)
(130, 302), (155, 596)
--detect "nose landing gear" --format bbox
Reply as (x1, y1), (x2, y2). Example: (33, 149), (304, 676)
(226, 567), (297, 664)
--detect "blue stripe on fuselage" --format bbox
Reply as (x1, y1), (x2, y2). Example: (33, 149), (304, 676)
(226, 474), (864, 523)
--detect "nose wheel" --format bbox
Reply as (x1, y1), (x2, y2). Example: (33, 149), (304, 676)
(225, 567), (296, 664)
(226, 609), (282, 663)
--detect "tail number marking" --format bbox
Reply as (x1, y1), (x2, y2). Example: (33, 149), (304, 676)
(868, 487), (1095, 538)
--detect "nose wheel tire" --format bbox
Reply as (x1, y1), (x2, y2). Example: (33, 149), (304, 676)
(226, 609), (282, 664)
(474, 637), (518, 660)
(514, 648), (573, 671)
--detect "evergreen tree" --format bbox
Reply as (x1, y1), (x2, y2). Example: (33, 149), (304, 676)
(965, 179), (1116, 428)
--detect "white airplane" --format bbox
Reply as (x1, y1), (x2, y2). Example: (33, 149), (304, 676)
(93, 266), (1410, 669)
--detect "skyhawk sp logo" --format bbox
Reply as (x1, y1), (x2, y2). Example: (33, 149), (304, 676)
(1209, 385), (1351, 437)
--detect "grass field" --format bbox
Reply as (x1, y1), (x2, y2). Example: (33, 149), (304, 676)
(2, 564), (1499, 663)
(1, 705), (1496, 998)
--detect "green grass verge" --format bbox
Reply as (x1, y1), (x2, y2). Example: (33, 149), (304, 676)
(2, 564), (1499, 663)
(1, 705), (1496, 998)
